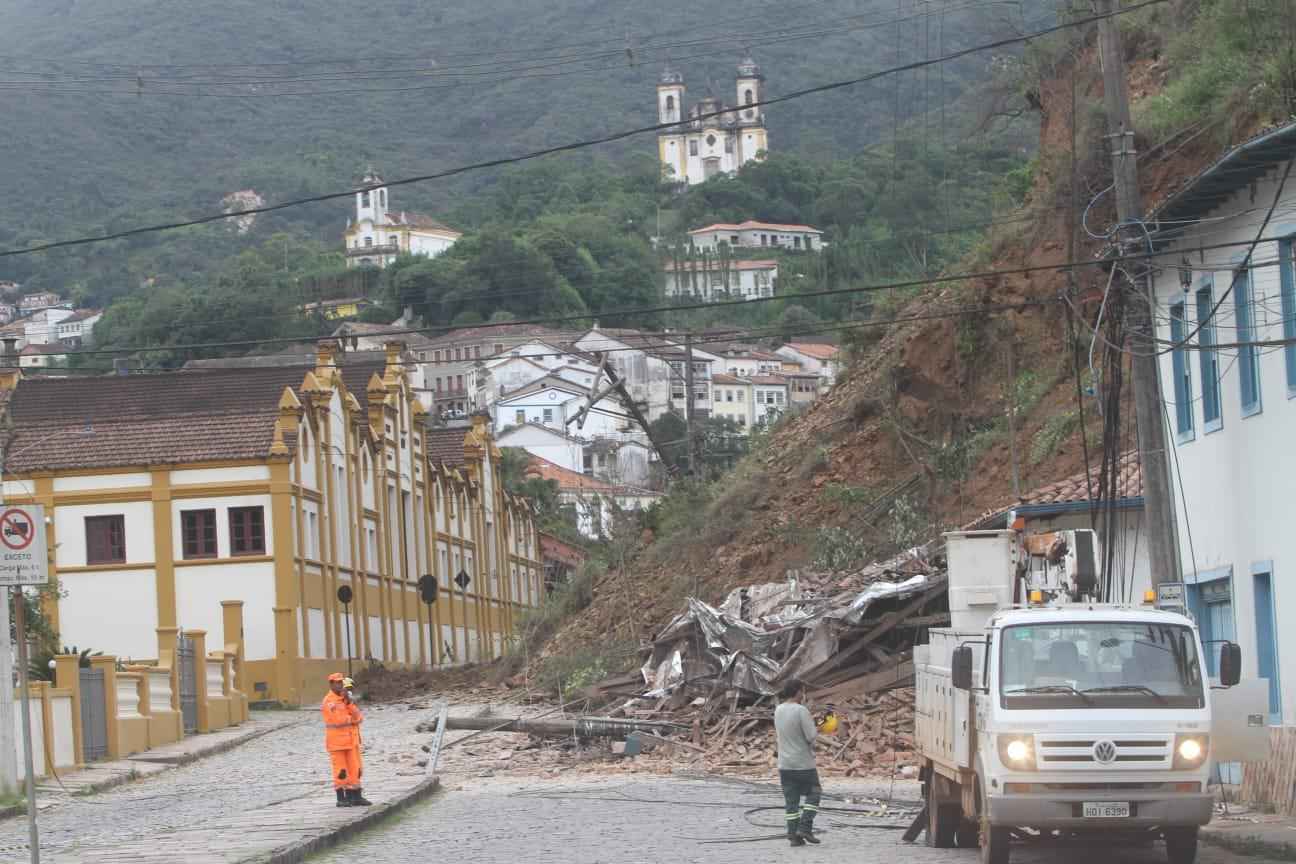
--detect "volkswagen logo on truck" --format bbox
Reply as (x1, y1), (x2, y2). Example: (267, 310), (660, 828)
(1093, 740), (1117, 764)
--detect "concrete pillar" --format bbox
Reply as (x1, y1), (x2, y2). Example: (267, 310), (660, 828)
(89, 656), (120, 760)
(53, 655), (84, 765)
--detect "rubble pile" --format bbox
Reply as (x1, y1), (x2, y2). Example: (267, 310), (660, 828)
(591, 548), (950, 776)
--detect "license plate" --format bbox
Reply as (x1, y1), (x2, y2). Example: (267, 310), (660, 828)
(1083, 802), (1130, 818)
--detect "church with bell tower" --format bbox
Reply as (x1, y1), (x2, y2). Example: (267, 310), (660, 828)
(343, 167), (463, 268)
(656, 57), (769, 185)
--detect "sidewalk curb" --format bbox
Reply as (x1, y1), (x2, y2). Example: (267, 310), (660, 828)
(250, 775), (442, 864)
(1202, 827), (1296, 862)
(0, 716), (305, 820)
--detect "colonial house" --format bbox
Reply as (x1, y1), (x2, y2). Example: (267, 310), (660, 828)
(472, 345), (601, 411)
(23, 306), (73, 346)
(18, 342), (67, 368)
(574, 327), (686, 422)
(493, 375), (624, 439)
(523, 455), (660, 539)
(786, 371), (821, 407)
(54, 308), (102, 346)
(1146, 121), (1296, 724)
(776, 342), (840, 390)
(687, 220), (823, 252)
(749, 375), (789, 427)
(18, 292), (61, 312)
(716, 348), (784, 377)
(585, 438), (653, 488)
(497, 423), (586, 474)
(0, 342), (541, 706)
(663, 259), (778, 301)
(0, 303), (15, 323)
(343, 169), (461, 269)
(711, 374), (754, 429)
(297, 297), (371, 320)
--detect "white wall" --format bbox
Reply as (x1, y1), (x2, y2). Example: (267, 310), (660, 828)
(664, 265), (776, 300)
(54, 472), (150, 492)
(1152, 159), (1296, 723)
(496, 426), (584, 473)
(176, 560), (276, 660)
(54, 501), (154, 568)
(171, 466), (269, 485)
(59, 569), (158, 659)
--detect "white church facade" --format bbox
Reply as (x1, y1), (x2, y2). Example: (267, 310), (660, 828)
(656, 58), (769, 186)
(343, 169), (463, 268)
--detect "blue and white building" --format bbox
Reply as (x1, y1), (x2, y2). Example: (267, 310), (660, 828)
(1149, 121), (1296, 726)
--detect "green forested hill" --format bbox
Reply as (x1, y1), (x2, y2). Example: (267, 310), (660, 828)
(0, 0), (1045, 300)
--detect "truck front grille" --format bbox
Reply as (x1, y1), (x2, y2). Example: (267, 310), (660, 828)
(1036, 735), (1172, 769)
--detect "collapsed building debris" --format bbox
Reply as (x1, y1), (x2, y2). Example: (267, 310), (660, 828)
(417, 714), (686, 740)
(592, 548), (950, 775)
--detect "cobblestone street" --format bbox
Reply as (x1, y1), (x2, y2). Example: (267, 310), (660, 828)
(0, 703), (435, 863)
(308, 774), (1291, 864)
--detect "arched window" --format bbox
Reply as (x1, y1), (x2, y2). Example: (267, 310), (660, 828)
(744, 89), (754, 105)
(665, 94), (675, 112)
(379, 189), (386, 208)
(361, 191), (370, 208)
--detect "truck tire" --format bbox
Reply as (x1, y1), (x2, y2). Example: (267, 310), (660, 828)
(978, 781), (1009, 864)
(956, 818), (979, 848)
(925, 775), (957, 847)
(1165, 827), (1198, 864)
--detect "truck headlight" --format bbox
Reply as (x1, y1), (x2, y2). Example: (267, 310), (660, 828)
(997, 734), (1036, 771)
(1173, 734), (1208, 769)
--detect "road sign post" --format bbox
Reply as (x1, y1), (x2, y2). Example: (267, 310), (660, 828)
(336, 585), (354, 678)
(0, 504), (49, 864)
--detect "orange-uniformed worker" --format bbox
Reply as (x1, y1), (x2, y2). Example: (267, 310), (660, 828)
(322, 672), (372, 807)
(343, 677), (363, 783)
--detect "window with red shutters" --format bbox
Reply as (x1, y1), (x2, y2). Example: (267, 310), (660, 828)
(181, 509), (217, 559)
(86, 515), (125, 564)
(229, 506), (266, 556)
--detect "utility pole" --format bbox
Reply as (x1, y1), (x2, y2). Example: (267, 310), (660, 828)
(0, 443), (17, 800)
(683, 333), (697, 476)
(1096, 0), (1181, 589)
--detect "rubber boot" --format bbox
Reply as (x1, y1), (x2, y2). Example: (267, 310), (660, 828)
(335, 789), (348, 807)
(350, 788), (373, 807)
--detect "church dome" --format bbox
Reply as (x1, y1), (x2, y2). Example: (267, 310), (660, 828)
(659, 66), (683, 85)
(736, 56), (762, 79)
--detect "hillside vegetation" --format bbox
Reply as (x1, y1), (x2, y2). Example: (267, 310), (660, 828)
(0, 0), (1044, 303)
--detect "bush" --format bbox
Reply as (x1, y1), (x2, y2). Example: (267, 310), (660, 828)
(811, 526), (870, 572)
(1030, 410), (1081, 466)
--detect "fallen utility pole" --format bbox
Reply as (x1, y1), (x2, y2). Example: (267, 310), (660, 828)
(1096, 0), (1181, 588)
(419, 714), (686, 739)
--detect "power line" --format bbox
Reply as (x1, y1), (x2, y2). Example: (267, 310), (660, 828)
(0, 0), (1167, 260)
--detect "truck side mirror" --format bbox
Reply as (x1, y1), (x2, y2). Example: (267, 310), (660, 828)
(1219, 642), (1241, 687)
(952, 645), (974, 690)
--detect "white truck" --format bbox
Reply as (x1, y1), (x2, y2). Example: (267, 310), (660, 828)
(915, 529), (1242, 864)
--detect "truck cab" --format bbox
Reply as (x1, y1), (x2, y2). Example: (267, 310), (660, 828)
(915, 530), (1242, 864)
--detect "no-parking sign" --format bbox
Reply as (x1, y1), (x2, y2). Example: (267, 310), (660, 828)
(0, 505), (48, 586)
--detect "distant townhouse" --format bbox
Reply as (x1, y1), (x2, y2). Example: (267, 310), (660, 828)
(785, 371), (821, 408)
(585, 438), (653, 488)
(711, 374), (755, 429)
(716, 348), (783, 377)
(776, 342), (841, 390)
(54, 308), (102, 346)
(23, 306), (73, 346)
(19, 291), (61, 312)
(0, 303), (15, 324)
(494, 374), (625, 439)
(749, 375), (788, 426)
(663, 259), (778, 301)
(687, 220), (823, 252)
(298, 297), (371, 320)
(0, 342), (541, 706)
(523, 455), (660, 539)
(1143, 120), (1296, 724)
(18, 342), (67, 368)
(497, 424), (586, 474)
(575, 327), (695, 422)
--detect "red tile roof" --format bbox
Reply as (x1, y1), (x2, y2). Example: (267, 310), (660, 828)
(1, 361), (385, 473)
(782, 342), (839, 360)
(425, 426), (469, 466)
(689, 220), (822, 235)
(1019, 450), (1142, 507)
(746, 375), (787, 386)
(711, 373), (748, 385)
(524, 455), (617, 493)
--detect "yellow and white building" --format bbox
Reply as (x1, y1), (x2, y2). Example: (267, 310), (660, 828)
(343, 168), (462, 268)
(656, 58), (769, 185)
(0, 342), (541, 706)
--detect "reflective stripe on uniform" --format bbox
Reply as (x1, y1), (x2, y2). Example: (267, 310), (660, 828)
(785, 813), (801, 820)
(801, 805), (819, 812)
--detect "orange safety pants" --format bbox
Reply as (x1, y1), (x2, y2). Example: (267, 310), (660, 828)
(329, 748), (362, 790)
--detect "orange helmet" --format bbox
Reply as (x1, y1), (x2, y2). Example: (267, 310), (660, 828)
(327, 672), (345, 683)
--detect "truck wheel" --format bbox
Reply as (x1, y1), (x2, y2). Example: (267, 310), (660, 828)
(956, 818), (979, 848)
(980, 819), (1010, 864)
(926, 779), (957, 847)
(1165, 827), (1198, 864)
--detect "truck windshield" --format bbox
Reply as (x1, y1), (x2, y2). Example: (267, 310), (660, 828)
(999, 622), (1204, 709)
